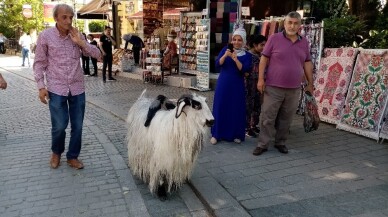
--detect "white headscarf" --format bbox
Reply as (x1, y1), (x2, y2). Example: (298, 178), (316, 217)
(122, 34), (132, 41)
(232, 27), (247, 56)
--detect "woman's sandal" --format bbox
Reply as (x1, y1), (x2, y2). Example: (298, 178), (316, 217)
(234, 139), (241, 144)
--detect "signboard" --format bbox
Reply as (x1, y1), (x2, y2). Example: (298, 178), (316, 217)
(22, 4), (33, 18)
(202, 9), (208, 16)
(43, 2), (57, 26)
(241, 7), (250, 16)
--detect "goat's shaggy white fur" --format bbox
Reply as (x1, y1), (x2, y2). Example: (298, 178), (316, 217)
(126, 90), (214, 194)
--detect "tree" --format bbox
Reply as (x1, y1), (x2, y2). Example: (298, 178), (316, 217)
(348, 0), (381, 28)
(0, 0), (44, 38)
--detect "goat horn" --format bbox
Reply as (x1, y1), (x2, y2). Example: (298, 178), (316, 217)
(175, 100), (186, 118)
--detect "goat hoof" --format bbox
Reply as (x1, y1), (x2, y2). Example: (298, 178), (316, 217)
(157, 186), (167, 201)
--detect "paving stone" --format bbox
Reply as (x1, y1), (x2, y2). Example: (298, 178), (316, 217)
(3, 55), (388, 217)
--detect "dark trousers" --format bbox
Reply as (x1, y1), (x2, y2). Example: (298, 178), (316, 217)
(257, 86), (300, 148)
(133, 47), (141, 64)
(82, 55), (90, 75)
(102, 54), (113, 80)
(91, 58), (98, 76)
(0, 42), (4, 54)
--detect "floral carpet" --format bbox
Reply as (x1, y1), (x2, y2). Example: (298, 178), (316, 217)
(313, 48), (359, 124)
(337, 49), (388, 140)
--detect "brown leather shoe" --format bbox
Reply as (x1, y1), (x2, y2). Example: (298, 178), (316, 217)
(67, 159), (84, 169)
(252, 147), (268, 156)
(274, 145), (289, 154)
(50, 153), (60, 169)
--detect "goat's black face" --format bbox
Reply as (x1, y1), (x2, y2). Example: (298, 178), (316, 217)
(205, 119), (214, 127)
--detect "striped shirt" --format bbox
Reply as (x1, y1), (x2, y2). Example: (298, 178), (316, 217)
(33, 27), (101, 96)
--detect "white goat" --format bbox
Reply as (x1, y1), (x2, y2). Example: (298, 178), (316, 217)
(126, 90), (214, 199)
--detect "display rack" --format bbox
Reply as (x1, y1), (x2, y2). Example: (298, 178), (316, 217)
(192, 18), (211, 91)
(179, 12), (202, 75)
(143, 1), (162, 36)
(143, 35), (163, 84)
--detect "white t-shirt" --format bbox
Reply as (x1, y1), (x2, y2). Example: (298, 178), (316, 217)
(19, 35), (32, 49)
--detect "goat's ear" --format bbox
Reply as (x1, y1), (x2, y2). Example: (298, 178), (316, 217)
(165, 101), (176, 110)
(175, 100), (186, 118)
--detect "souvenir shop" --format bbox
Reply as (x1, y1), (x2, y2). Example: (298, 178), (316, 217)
(78, 0), (326, 91)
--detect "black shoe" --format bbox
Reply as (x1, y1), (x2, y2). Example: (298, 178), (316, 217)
(246, 129), (257, 138)
(107, 77), (116, 81)
(103, 79), (106, 83)
(252, 147), (267, 156)
(274, 145), (288, 154)
(252, 127), (260, 134)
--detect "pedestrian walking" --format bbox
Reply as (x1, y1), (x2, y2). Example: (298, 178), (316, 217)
(252, 11), (314, 156)
(81, 33), (90, 76)
(33, 3), (102, 169)
(86, 34), (99, 76)
(245, 34), (266, 138)
(0, 73), (7, 89)
(0, 32), (7, 54)
(19, 32), (32, 67)
(210, 27), (252, 145)
(99, 26), (116, 82)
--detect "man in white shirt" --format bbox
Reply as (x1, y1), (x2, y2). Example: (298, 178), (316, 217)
(0, 33), (7, 54)
(19, 32), (32, 67)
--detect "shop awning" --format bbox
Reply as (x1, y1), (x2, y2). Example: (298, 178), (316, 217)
(127, 11), (143, 19)
(77, 0), (110, 19)
(163, 8), (188, 19)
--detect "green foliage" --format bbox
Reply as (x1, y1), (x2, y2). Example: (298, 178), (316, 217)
(354, 5), (388, 49)
(76, 20), (85, 33)
(323, 15), (367, 48)
(313, 0), (348, 20)
(0, 0), (44, 38)
(88, 20), (107, 33)
(357, 29), (388, 49)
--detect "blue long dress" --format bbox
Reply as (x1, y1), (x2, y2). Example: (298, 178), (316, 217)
(211, 46), (252, 142)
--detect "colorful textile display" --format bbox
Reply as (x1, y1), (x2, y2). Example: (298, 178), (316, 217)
(337, 49), (388, 140)
(313, 48), (359, 124)
(296, 23), (324, 115)
(209, 0), (239, 73)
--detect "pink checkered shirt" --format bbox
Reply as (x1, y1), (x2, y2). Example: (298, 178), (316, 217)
(33, 27), (101, 96)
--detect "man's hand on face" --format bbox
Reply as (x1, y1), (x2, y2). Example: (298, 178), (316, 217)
(69, 27), (86, 48)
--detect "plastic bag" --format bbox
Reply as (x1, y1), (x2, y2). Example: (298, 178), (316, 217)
(303, 91), (320, 133)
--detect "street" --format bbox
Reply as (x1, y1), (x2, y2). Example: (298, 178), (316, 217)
(1, 54), (388, 217)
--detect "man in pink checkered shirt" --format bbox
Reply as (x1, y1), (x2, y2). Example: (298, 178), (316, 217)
(33, 4), (101, 170)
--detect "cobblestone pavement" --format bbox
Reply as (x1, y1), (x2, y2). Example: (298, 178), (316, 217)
(1, 54), (388, 217)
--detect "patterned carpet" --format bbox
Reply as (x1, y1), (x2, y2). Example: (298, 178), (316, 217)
(337, 49), (388, 140)
(314, 48), (359, 124)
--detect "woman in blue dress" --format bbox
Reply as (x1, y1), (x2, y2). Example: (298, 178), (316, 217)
(210, 27), (252, 145)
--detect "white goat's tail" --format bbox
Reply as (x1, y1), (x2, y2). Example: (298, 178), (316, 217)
(139, 89), (147, 99)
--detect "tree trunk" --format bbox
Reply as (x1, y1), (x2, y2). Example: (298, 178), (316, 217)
(348, 0), (380, 28)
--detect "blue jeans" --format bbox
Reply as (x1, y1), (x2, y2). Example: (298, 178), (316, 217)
(48, 92), (85, 159)
(22, 47), (30, 66)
